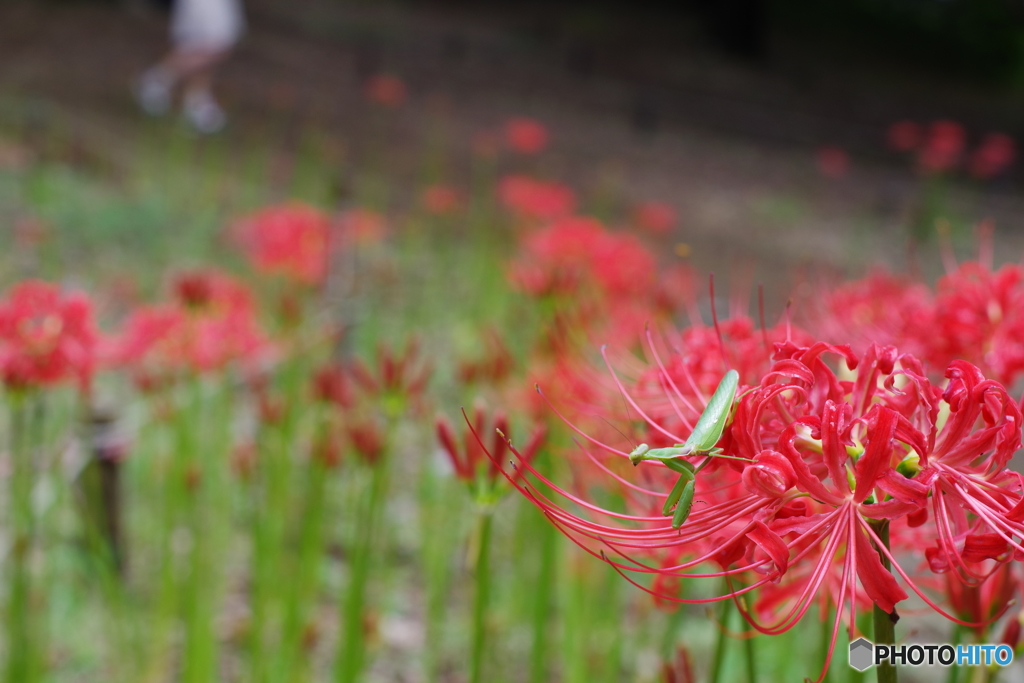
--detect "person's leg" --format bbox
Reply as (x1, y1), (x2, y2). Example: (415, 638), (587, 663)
(138, 46), (229, 132)
(180, 56), (229, 133)
(137, 46), (213, 115)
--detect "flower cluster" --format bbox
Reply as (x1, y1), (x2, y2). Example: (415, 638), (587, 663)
(111, 269), (267, 385)
(496, 333), (1024, 681)
(887, 119), (1016, 178)
(233, 202), (333, 285)
(497, 175), (576, 223)
(0, 281), (96, 391)
(817, 252), (1024, 385)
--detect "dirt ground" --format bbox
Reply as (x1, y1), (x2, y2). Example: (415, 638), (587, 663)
(4, 0), (1024, 309)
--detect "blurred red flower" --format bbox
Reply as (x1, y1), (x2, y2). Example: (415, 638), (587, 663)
(0, 280), (96, 391)
(509, 216), (657, 301)
(970, 133), (1016, 180)
(233, 202), (333, 285)
(816, 146), (849, 179)
(312, 364), (354, 409)
(504, 117), (549, 154)
(633, 201), (676, 235)
(918, 120), (966, 174)
(887, 120), (922, 152)
(114, 270), (267, 379)
(364, 74), (406, 107)
(497, 175), (576, 222)
(438, 404), (545, 487)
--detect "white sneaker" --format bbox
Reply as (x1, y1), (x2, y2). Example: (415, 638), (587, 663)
(135, 68), (173, 116)
(183, 91), (227, 134)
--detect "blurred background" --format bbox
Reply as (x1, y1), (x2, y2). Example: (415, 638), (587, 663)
(5, 0), (1024, 287)
(4, 1), (1024, 682)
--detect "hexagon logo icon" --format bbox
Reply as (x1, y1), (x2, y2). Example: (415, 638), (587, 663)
(849, 638), (874, 672)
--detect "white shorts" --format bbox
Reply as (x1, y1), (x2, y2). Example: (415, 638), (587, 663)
(171, 0), (245, 51)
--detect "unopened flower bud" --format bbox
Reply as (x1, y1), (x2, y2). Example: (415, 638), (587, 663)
(742, 450), (796, 498)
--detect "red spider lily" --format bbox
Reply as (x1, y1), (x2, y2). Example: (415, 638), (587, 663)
(914, 360), (1024, 587)
(926, 260), (1024, 383)
(348, 418), (387, 465)
(969, 133), (1016, 180)
(624, 318), (811, 448)
(420, 184), (463, 215)
(815, 269), (932, 358)
(944, 563), (1018, 637)
(887, 120), (922, 152)
(113, 270), (267, 380)
(660, 645), (695, 683)
(497, 175), (576, 223)
(504, 117), (549, 155)
(918, 120), (966, 174)
(816, 146), (849, 179)
(437, 404), (545, 495)
(232, 202), (333, 285)
(815, 250), (1024, 386)
(508, 216), (657, 302)
(364, 74), (406, 107)
(0, 280), (97, 391)
(349, 339), (432, 415)
(653, 264), (698, 317)
(312, 364), (355, 409)
(312, 430), (344, 469)
(491, 336), (1024, 682)
(632, 201), (676, 235)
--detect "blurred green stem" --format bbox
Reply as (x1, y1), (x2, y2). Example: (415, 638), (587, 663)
(422, 468), (454, 682)
(337, 460), (388, 683)
(743, 616), (757, 683)
(870, 520), (898, 683)
(6, 393), (37, 683)
(529, 518), (557, 683)
(709, 594), (732, 683)
(179, 379), (232, 683)
(277, 454), (331, 682)
(469, 509), (494, 683)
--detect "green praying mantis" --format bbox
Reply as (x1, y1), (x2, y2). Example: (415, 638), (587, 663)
(628, 369), (748, 529)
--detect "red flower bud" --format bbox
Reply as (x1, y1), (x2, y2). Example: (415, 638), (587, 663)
(742, 450), (796, 498)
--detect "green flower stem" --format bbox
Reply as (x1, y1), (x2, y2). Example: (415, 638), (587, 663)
(599, 564), (622, 683)
(469, 509), (494, 683)
(709, 593), (732, 683)
(180, 379), (232, 683)
(743, 616), (757, 683)
(421, 467), (456, 682)
(7, 394), (37, 683)
(529, 516), (557, 683)
(336, 459), (389, 683)
(141, 399), (182, 679)
(276, 454), (331, 682)
(563, 559), (588, 683)
(249, 357), (308, 683)
(870, 520), (898, 683)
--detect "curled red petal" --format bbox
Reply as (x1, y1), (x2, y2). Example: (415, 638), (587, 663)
(746, 521), (789, 576)
(962, 533), (1010, 563)
(854, 521), (908, 614)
